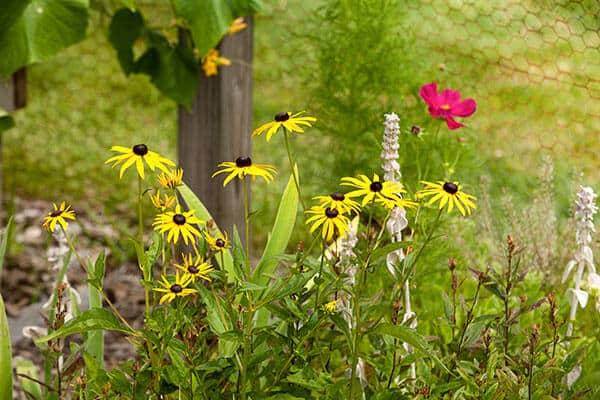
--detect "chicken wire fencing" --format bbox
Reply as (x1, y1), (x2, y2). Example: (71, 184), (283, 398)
(406, 0), (600, 179)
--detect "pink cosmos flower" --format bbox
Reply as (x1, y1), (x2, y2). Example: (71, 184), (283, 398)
(419, 82), (476, 130)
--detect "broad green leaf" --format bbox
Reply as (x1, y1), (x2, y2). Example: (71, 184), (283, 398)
(252, 171), (299, 286)
(178, 183), (237, 281)
(373, 323), (449, 373)
(0, 295), (12, 400)
(35, 308), (134, 343)
(0, 108), (15, 133)
(135, 31), (198, 107)
(108, 8), (145, 74)
(0, 0), (89, 77)
(173, 0), (233, 58)
(108, 9), (198, 106)
(173, 0), (261, 58)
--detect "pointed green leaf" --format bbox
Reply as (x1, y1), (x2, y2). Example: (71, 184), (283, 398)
(86, 251), (106, 376)
(0, 217), (13, 287)
(373, 323), (449, 373)
(0, 295), (12, 400)
(178, 183), (237, 281)
(252, 172), (298, 286)
(35, 309), (134, 343)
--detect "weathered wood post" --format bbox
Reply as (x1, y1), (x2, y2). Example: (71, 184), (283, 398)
(178, 19), (253, 241)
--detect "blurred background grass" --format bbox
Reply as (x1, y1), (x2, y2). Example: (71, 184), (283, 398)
(2, 0), (599, 256)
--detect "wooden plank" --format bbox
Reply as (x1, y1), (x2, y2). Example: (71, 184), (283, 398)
(178, 18), (253, 243)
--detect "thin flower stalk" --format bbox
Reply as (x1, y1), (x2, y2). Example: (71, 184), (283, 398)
(381, 112), (416, 381)
(564, 186), (598, 338)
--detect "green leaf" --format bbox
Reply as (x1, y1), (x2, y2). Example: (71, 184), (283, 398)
(231, 226), (248, 278)
(173, 0), (232, 58)
(0, 295), (12, 400)
(0, 217), (13, 287)
(252, 171), (299, 286)
(135, 32), (198, 107)
(35, 308), (134, 343)
(0, 0), (89, 77)
(178, 183), (237, 281)
(173, 0), (261, 58)
(0, 108), (14, 133)
(373, 323), (449, 373)
(86, 251), (106, 378)
(227, 0), (262, 15)
(15, 358), (41, 400)
(108, 8), (145, 74)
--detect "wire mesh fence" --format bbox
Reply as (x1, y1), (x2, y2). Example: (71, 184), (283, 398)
(406, 0), (600, 178)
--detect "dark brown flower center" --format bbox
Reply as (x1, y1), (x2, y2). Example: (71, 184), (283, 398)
(411, 126), (421, 135)
(330, 192), (345, 201)
(443, 182), (458, 194)
(132, 144), (148, 156)
(170, 284), (183, 293)
(215, 238), (225, 247)
(370, 181), (383, 192)
(274, 112), (290, 122)
(188, 266), (199, 274)
(235, 156), (252, 167)
(173, 214), (186, 225)
(50, 210), (63, 218)
(325, 207), (339, 219)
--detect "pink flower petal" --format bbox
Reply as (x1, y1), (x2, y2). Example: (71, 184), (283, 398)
(440, 89), (461, 106)
(451, 98), (477, 117)
(445, 116), (464, 130)
(419, 82), (440, 108)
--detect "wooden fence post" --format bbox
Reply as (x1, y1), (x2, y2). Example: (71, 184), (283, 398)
(178, 18), (253, 242)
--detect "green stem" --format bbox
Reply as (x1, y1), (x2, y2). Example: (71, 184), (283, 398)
(138, 176), (150, 315)
(243, 179), (250, 268)
(313, 241), (326, 315)
(283, 128), (307, 211)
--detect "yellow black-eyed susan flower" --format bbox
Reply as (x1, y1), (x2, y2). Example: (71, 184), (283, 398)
(105, 144), (175, 180)
(42, 202), (76, 233)
(252, 112), (317, 141)
(322, 299), (338, 314)
(153, 272), (197, 304)
(174, 253), (214, 283)
(312, 192), (361, 215)
(202, 49), (231, 77)
(149, 191), (176, 211)
(153, 205), (204, 245)
(158, 168), (183, 189)
(212, 156), (276, 187)
(204, 230), (231, 253)
(341, 174), (406, 208)
(416, 180), (477, 216)
(305, 205), (350, 241)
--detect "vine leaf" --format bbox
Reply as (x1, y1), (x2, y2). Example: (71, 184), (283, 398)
(173, 0), (262, 58)
(108, 8), (198, 106)
(0, 0), (89, 77)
